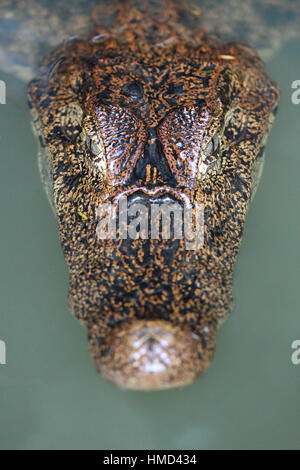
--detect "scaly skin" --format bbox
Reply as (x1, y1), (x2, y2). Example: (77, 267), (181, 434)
(27, 0), (279, 390)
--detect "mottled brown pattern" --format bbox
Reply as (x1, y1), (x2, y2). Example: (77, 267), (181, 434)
(27, 0), (279, 389)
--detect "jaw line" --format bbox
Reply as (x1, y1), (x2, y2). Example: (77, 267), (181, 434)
(111, 186), (194, 214)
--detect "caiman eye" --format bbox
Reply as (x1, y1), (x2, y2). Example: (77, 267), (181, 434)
(198, 133), (221, 179)
(86, 135), (104, 156)
(203, 134), (219, 158)
(83, 128), (107, 184)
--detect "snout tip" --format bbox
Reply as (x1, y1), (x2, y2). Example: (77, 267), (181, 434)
(95, 320), (203, 390)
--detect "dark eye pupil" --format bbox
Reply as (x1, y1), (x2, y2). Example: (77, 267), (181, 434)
(86, 135), (92, 151)
(203, 134), (219, 157)
(86, 135), (100, 156)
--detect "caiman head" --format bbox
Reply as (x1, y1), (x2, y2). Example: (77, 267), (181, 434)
(27, 0), (279, 390)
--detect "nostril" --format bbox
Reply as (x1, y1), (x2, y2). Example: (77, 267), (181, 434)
(90, 320), (207, 390)
(126, 190), (185, 209)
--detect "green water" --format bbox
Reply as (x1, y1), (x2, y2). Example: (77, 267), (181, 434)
(0, 14), (299, 450)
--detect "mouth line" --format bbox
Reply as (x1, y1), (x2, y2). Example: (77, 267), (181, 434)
(112, 187), (193, 211)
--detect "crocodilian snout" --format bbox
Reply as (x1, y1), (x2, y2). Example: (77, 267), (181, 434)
(88, 320), (213, 390)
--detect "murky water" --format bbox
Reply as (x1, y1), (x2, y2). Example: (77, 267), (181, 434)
(0, 0), (299, 450)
